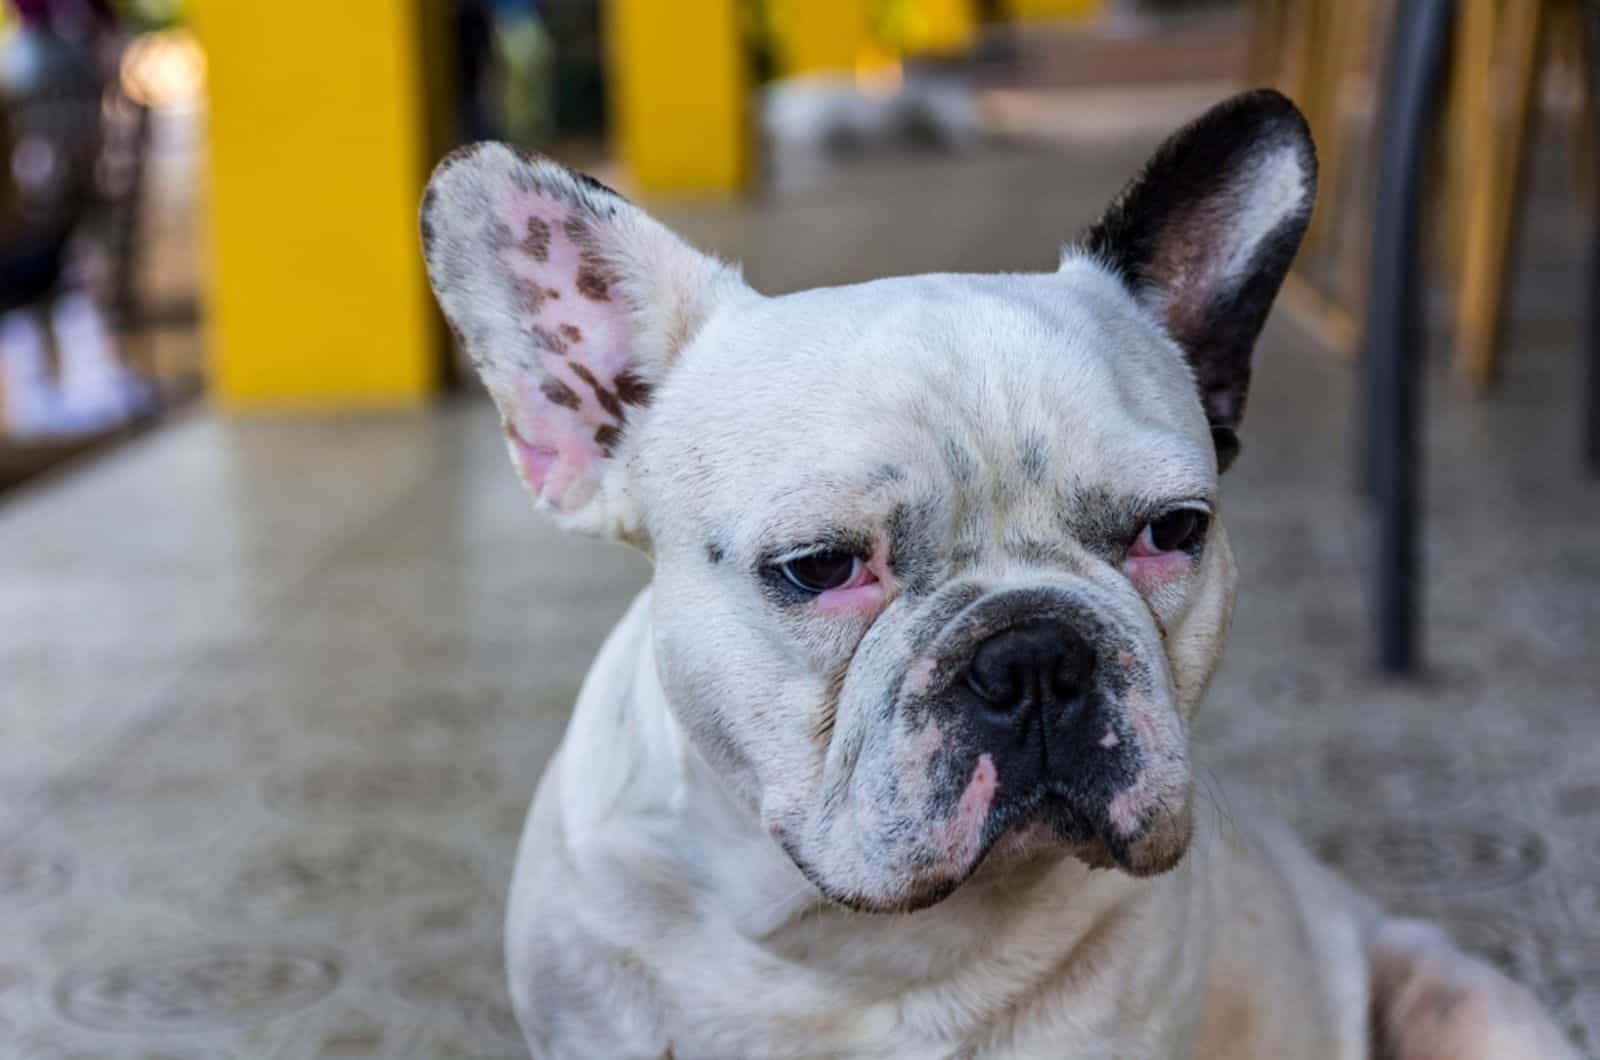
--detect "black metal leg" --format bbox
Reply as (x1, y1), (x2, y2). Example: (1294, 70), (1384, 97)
(1584, 1), (1600, 475)
(1363, 0), (1454, 675)
(1589, 194), (1600, 477)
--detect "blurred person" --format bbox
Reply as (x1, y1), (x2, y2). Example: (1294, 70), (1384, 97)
(0, 0), (147, 438)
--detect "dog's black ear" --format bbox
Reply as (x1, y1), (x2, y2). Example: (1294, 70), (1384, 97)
(1080, 89), (1316, 472)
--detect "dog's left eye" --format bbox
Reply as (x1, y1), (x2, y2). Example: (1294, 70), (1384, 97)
(1132, 508), (1209, 555)
(777, 550), (860, 594)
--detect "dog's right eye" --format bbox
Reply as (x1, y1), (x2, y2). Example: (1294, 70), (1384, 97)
(777, 551), (861, 594)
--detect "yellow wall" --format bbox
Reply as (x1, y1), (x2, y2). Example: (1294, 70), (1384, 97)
(191, 0), (439, 408)
(608, 0), (749, 196)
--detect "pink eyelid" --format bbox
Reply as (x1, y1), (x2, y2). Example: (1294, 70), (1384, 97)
(1126, 526), (1165, 559)
(832, 558), (876, 592)
(811, 556), (885, 616)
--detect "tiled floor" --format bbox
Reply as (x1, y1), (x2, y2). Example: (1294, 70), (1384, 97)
(3, 123), (1598, 1056)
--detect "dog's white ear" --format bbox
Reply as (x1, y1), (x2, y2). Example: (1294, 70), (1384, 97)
(421, 145), (747, 536)
(1078, 89), (1316, 471)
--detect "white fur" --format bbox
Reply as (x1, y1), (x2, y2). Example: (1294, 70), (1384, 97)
(493, 255), (1576, 1058)
(424, 114), (1575, 1060)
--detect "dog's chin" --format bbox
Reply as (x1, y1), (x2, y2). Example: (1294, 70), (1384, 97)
(793, 801), (1192, 916)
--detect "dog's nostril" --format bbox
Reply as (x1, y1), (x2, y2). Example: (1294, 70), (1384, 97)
(1053, 640), (1095, 699)
(965, 664), (1016, 706)
(966, 622), (1095, 720)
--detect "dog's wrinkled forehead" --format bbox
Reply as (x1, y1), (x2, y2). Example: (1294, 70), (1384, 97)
(636, 263), (1215, 535)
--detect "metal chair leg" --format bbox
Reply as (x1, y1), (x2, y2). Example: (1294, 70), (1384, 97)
(1364, 0), (1454, 675)
(1584, 0), (1600, 475)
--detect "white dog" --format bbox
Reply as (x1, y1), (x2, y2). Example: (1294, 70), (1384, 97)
(421, 91), (1576, 1059)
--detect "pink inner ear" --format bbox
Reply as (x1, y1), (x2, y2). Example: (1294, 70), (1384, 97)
(503, 422), (559, 495)
(488, 185), (651, 510)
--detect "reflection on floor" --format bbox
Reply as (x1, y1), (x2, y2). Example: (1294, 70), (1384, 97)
(2, 132), (1598, 1057)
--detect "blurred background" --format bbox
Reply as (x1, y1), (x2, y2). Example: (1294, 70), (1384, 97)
(0, 0), (1597, 1056)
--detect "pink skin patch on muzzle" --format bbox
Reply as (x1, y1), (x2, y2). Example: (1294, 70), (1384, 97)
(934, 753), (997, 866)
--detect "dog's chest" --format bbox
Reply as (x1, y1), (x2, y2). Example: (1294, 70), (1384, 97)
(537, 911), (1197, 1060)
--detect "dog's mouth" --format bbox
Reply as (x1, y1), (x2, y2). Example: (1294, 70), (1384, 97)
(978, 785), (1190, 879)
(781, 783), (1190, 916)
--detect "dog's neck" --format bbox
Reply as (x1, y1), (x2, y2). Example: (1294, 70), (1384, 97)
(553, 591), (1186, 999)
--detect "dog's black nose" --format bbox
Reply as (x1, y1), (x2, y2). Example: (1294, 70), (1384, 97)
(965, 621), (1095, 728)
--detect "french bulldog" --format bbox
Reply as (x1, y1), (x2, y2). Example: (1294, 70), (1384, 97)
(420, 90), (1576, 1059)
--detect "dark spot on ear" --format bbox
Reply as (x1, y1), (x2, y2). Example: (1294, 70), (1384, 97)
(540, 377), (581, 410)
(522, 217), (552, 262)
(613, 369), (654, 407)
(569, 363), (625, 420)
(559, 323), (583, 344)
(594, 423), (623, 454)
(530, 325), (568, 355)
(706, 541), (724, 565)
(419, 187), (438, 255)
(435, 142), (486, 174)
(485, 220), (515, 252)
(576, 265), (613, 301)
(563, 216), (590, 244)
(518, 282), (546, 314)
(545, 287), (561, 300)
(1211, 426), (1241, 472)
(575, 169), (628, 203)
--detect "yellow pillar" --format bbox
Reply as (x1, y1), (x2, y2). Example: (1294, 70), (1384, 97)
(608, 0), (749, 196)
(1003, 0), (1101, 20)
(890, 0), (978, 56)
(191, 0), (440, 408)
(769, 0), (874, 74)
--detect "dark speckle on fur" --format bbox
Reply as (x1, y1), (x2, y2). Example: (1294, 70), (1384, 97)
(1018, 432), (1049, 484)
(706, 541), (725, 565)
(1003, 534), (1070, 567)
(576, 169), (627, 203)
(613, 369), (654, 407)
(1057, 484), (1140, 561)
(519, 282), (547, 315)
(941, 438), (976, 485)
(486, 220), (515, 251)
(576, 265), (613, 302)
(540, 377), (581, 410)
(594, 423), (623, 454)
(887, 497), (943, 596)
(867, 463), (906, 490)
(559, 323), (583, 344)
(530, 325), (569, 355)
(419, 187), (438, 254)
(569, 363), (625, 420)
(522, 217), (552, 262)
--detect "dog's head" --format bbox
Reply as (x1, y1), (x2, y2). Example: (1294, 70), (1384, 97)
(422, 91), (1315, 912)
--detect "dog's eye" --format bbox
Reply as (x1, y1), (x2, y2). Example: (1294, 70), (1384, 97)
(1135, 509), (1209, 555)
(778, 550), (860, 594)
